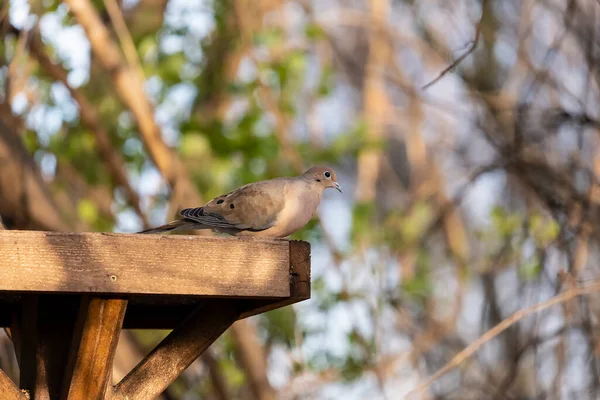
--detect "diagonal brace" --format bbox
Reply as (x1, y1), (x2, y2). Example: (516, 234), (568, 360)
(112, 299), (240, 400)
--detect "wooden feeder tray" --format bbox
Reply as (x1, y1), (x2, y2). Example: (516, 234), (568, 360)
(0, 231), (311, 400)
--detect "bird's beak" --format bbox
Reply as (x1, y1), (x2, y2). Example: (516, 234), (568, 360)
(334, 182), (342, 193)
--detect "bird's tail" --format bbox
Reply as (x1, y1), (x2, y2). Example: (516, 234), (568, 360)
(138, 219), (197, 234)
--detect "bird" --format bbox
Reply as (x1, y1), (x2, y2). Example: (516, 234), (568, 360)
(139, 166), (342, 237)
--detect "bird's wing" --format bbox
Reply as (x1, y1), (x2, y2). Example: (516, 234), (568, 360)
(180, 179), (288, 231)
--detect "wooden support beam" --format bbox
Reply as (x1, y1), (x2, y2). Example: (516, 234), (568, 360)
(0, 368), (27, 400)
(12, 296), (127, 399)
(62, 297), (127, 400)
(0, 231), (290, 298)
(112, 300), (240, 399)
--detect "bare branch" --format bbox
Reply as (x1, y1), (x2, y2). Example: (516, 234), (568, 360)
(355, 0), (391, 204)
(26, 27), (151, 228)
(64, 0), (203, 211)
(0, 118), (71, 231)
(420, 0), (487, 91)
(230, 320), (277, 400)
(408, 281), (600, 397)
(201, 351), (231, 400)
(104, 0), (146, 82)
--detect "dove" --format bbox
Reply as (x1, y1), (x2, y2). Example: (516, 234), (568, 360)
(139, 166), (342, 237)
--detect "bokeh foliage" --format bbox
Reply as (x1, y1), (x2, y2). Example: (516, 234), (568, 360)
(3, 0), (600, 399)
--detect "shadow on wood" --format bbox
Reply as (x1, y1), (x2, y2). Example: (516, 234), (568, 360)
(0, 231), (312, 399)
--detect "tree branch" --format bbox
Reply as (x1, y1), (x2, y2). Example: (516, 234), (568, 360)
(408, 281), (600, 397)
(355, 0), (391, 204)
(0, 118), (71, 231)
(420, 0), (487, 91)
(26, 27), (151, 228)
(64, 0), (202, 211)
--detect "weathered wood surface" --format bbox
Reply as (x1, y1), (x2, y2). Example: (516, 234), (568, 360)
(240, 240), (311, 319)
(112, 300), (240, 399)
(0, 231), (312, 398)
(62, 298), (127, 400)
(0, 231), (291, 298)
(0, 368), (26, 400)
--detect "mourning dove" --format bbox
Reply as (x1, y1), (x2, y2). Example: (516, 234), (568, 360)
(139, 166), (342, 237)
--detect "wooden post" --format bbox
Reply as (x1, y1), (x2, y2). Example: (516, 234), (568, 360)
(12, 296), (127, 400)
(62, 297), (127, 399)
(112, 300), (240, 399)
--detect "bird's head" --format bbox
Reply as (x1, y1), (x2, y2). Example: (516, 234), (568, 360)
(303, 166), (342, 193)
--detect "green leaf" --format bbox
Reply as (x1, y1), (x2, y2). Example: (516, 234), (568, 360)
(530, 213), (559, 246)
(253, 28), (284, 47)
(341, 355), (367, 382)
(401, 249), (432, 303)
(180, 133), (210, 157)
(23, 130), (40, 153)
(261, 307), (297, 347)
(77, 199), (98, 224)
(158, 52), (187, 83)
(491, 205), (521, 238)
(519, 257), (542, 280)
(218, 356), (246, 389)
(400, 202), (432, 243)
(351, 202), (376, 244)
(305, 23), (327, 40)
(138, 36), (158, 60)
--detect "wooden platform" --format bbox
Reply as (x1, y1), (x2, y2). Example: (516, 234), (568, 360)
(0, 231), (311, 399)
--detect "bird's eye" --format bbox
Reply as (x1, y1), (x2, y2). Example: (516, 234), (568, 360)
(324, 171), (331, 178)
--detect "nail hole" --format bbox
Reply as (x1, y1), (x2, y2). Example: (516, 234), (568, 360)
(109, 275), (117, 282)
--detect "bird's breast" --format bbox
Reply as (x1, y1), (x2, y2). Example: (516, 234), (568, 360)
(270, 183), (321, 237)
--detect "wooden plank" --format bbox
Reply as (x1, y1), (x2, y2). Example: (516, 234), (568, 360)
(240, 240), (311, 319)
(0, 231), (290, 298)
(112, 299), (240, 399)
(120, 241), (311, 327)
(0, 368), (27, 400)
(62, 297), (127, 400)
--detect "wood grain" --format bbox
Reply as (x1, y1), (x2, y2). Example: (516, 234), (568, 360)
(62, 297), (127, 400)
(112, 300), (240, 399)
(0, 232), (312, 398)
(0, 231), (290, 297)
(239, 240), (311, 318)
(0, 368), (26, 400)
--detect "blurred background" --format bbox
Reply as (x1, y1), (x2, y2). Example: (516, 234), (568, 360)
(2, 0), (600, 398)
